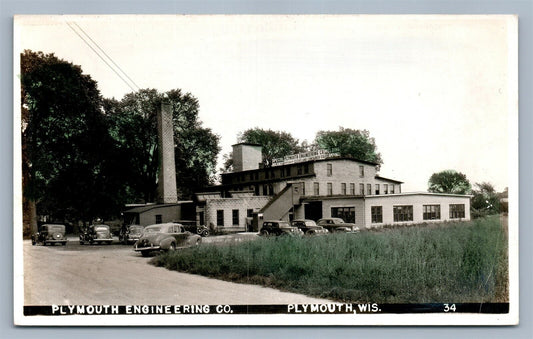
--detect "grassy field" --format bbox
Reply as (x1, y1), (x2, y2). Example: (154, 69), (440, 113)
(152, 215), (508, 303)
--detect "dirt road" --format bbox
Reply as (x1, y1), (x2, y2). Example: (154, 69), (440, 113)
(23, 236), (332, 305)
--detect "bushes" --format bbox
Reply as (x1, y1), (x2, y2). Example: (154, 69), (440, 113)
(152, 216), (508, 303)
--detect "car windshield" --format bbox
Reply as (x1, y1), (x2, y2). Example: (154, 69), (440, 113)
(95, 226), (109, 231)
(47, 225), (64, 232)
(143, 226), (162, 233)
(304, 221), (316, 226)
(278, 221), (291, 227)
(332, 218), (344, 223)
(129, 226), (143, 233)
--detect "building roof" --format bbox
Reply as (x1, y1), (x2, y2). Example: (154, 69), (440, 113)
(301, 191), (472, 202)
(232, 142), (262, 147)
(123, 202), (191, 214)
(375, 175), (404, 184)
(364, 192), (473, 198)
(222, 156), (379, 177)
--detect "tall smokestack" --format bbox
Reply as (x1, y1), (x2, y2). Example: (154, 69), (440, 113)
(156, 101), (178, 203)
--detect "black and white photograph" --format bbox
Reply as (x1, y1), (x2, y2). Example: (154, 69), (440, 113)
(13, 14), (518, 326)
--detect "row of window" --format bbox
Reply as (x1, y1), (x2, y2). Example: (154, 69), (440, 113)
(327, 164), (366, 178)
(371, 204), (466, 223)
(216, 209), (255, 226)
(312, 182), (398, 196)
(233, 164), (311, 183)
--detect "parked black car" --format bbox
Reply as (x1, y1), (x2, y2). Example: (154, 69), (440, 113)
(290, 219), (329, 235)
(260, 220), (304, 236)
(317, 218), (359, 233)
(119, 224), (144, 244)
(79, 224), (113, 245)
(32, 224), (67, 246)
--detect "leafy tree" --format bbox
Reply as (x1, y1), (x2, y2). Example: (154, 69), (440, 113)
(105, 88), (220, 201)
(235, 128), (304, 168)
(471, 182), (500, 217)
(427, 170), (472, 195)
(21, 50), (119, 228)
(314, 128), (383, 166)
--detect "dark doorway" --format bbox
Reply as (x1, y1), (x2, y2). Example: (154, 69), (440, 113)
(304, 201), (323, 221)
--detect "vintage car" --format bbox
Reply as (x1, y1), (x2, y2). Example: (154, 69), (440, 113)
(79, 224), (114, 245)
(133, 222), (202, 257)
(174, 220), (210, 237)
(259, 220), (304, 236)
(317, 218), (360, 233)
(119, 224), (144, 244)
(290, 219), (329, 235)
(31, 224), (68, 246)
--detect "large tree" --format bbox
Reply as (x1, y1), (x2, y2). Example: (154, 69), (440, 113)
(105, 88), (220, 201)
(427, 170), (472, 195)
(236, 128), (304, 168)
(314, 128), (383, 166)
(21, 50), (119, 230)
(471, 182), (501, 217)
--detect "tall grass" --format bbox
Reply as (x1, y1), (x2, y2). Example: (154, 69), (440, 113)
(153, 216), (508, 303)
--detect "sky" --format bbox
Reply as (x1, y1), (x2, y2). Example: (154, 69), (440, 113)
(14, 15), (517, 192)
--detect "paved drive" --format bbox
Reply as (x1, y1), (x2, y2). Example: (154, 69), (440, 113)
(23, 236), (332, 305)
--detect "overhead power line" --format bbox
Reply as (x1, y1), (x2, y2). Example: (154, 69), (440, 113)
(66, 21), (140, 93)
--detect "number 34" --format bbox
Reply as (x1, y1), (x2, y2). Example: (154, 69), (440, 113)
(444, 304), (456, 312)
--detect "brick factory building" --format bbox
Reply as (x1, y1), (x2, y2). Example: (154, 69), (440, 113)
(194, 143), (471, 233)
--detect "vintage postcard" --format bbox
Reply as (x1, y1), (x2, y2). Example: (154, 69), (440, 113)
(13, 15), (518, 326)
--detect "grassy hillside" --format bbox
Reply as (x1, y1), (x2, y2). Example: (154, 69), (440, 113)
(152, 216), (508, 303)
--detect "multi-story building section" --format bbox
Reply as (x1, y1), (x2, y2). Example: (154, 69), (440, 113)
(195, 143), (471, 232)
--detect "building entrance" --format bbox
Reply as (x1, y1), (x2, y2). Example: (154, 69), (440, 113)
(304, 201), (323, 221)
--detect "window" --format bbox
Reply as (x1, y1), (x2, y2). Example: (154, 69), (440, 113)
(375, 184), (380, 195)
(262, 184), (268, 195)
(350, 183), (355, 195)
(331, 207), (355, 223)
(327, 183), (333, 196)
(232, 209), (239, 225)
(341, 183), (347, 195)
(265, 171), (269, 179)
(313, 182), (320, 195)
(155, 214), (162, 224)
(247, 209), (254, 217)
(384, 184), (388, 194)
(393, 206), (413, 222)
(390, 185), (395, 194)
(304, 164), (309, 174)
(423, 205), (441, 220)
(359, 183), (364, 195)
(286, 167), (291, 177)
(450, 204), (465, 219)
(367, 183), (372, 195)
(216, 210), (224, 226)
(371, 206), (383, 223)
(327, 163), (332, 176)
(359, 165), (364, 177)
(301, 182), (306, 196)
(297, 165), (303, 175)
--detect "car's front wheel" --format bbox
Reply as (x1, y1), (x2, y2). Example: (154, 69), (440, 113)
(141, 250), (150, 257)
(261, 230), (269, 236)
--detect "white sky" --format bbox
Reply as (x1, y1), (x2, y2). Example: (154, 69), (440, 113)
(14, 15), (516, 192)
